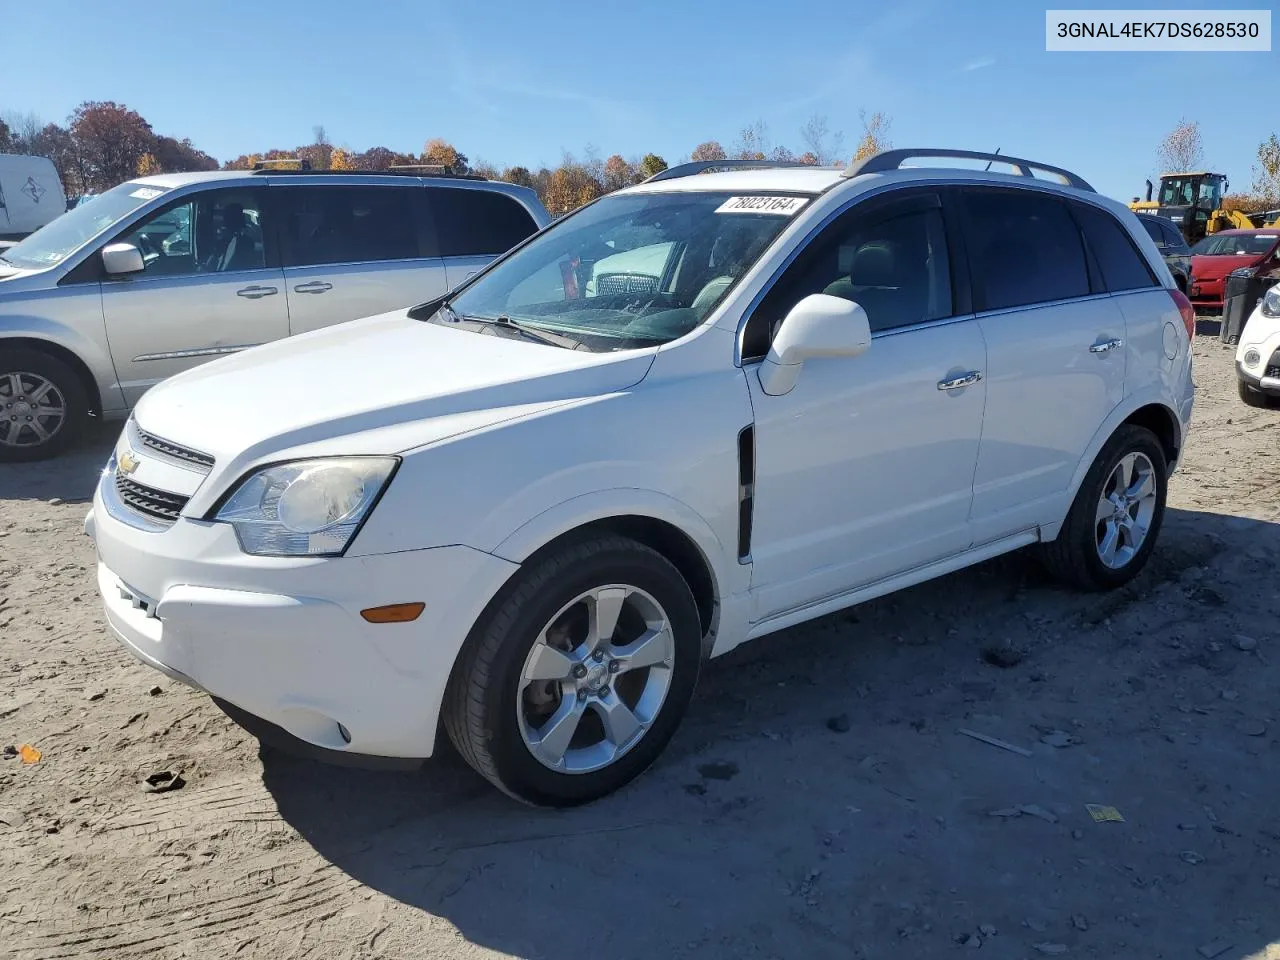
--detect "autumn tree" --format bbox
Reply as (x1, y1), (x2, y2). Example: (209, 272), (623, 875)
(31, 124), (84, 196)
(152, 136), (218, 173)
(353, 146), (414, 170)
(329, 147), (354, 171)
(422, 138), (468, 172)
(800, 114), (844, 166)
(690, 140), (727, 162)
(852, 110), (892, 163)
(637, 153), (667, 180)
(136, 153), (160, 176)
(1251, 133), (1280, 208)
(0, 117), (10, 152)
(798, 151), (820, 166)
(501, 165), (535, 188)
(70, 101), (155, 190)
(602, 154), (634, 192)
(543, 160), (604, 216)
(1156, 119), (1205, 174)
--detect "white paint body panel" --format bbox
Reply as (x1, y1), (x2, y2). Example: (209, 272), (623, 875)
(87, 166), (1195, 761)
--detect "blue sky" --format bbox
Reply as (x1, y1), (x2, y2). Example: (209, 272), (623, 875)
(7, 0), (1276, 202)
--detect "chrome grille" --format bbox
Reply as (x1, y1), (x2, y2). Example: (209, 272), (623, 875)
(595, 273), (659, 297)
(114, 474), (190, 524)
(137, 429), (215, 470)
(1267, 350), (1280, 380)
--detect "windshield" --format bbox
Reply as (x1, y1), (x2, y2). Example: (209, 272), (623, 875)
(1191, 233), (1278, 256)
(0, 181), (170, 270)
(436, 191), (803, 352)
(1158, 176), (1221, 209)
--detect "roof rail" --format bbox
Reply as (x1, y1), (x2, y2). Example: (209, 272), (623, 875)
(842, 148), (1094, 193)
(250, 163), (488, 181)
(644, 159), (819, 184)
(252, 158), (312, 171)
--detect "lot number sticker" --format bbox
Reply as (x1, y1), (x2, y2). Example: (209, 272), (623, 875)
(716, 196), (809, 215)
(129, 187), (165, 200)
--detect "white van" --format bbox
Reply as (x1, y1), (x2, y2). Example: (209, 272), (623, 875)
(0, 154), (67, 242)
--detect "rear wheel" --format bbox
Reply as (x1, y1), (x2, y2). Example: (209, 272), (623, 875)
(1238, 378), (1276, 409)
(1038, 425), (1168, 591)
(0, 348), (88, 462)
(444, 535), (702, 806)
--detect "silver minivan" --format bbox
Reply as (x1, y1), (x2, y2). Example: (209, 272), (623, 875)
(0, 168), (549, 461)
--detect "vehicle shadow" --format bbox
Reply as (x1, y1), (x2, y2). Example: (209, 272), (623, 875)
(0, 418), (117, 504)
(1196, 316), (1223, 338)
(261, 506), (1280, 959)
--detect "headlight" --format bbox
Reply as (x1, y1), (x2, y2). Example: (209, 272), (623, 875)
(1262, 285), (1280, 318)
(213, 457), (398, 556)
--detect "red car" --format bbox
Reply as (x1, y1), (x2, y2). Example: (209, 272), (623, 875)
(1188, 229), (1280, 312)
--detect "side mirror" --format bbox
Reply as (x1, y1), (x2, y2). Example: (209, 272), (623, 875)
(758, 293), (871, 396)
(101, 242), (144, 276)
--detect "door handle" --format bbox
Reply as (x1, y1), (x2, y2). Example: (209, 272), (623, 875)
(236, 285), (278, 299)
(1089, 338), (1124, 354)
(937, 371), (983, 391)
(293, 281), (333, 294)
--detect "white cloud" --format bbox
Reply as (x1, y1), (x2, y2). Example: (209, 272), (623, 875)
(961, 57), (997, 72)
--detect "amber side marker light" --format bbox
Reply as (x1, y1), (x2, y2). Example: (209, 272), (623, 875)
(360, 602), (426, 624)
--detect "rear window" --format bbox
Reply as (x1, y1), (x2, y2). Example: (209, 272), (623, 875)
(1075, 205), (1157, 292)
(962, 189), (1090, 311)
(429, 188), (538, 257)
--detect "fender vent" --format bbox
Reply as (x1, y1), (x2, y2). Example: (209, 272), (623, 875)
(737, 426), (755, 561)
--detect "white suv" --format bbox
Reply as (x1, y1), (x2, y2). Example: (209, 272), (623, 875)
(1236, 283), (1280, 407)
(87, 150), (1196, 806)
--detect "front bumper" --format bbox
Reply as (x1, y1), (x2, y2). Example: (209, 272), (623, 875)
(88, 488), (519, 759)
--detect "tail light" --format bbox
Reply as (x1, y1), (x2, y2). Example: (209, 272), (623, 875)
(1169, 287), (1195, 339)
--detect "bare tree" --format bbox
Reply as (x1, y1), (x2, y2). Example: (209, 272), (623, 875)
(1156, 119), (1205, 173)
(851, 110), (892, 163)
(800, 114), (845, 165)
(1251, 133), (1280, 207)
(1, 111), (45, 151)
(733, 120), (770, 160)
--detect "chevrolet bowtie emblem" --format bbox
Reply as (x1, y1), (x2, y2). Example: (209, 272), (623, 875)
(118, 450), (140, 476)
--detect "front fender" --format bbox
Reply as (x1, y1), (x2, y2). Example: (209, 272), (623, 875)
(0, 306), (123, 413)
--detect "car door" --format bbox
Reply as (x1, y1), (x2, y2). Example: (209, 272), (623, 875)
(278, 183), (447, 335)
(426, 186), (541, 289)
(742, 189), (987, 623)
(961, 187), (1128, 545)
(99, 186), (288, 406)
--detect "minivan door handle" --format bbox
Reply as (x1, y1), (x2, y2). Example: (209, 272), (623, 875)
(293, 281), (333, 294)
(236, 285), (278, 299)
(1089, 337), (1124, 354)
(937, 371), (983, 391)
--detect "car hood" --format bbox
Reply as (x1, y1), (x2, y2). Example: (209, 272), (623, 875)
(133, 310), (656, 465)
(1191, 253), (1264, 281)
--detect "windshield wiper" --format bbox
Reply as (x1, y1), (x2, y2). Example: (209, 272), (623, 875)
(468, 314), (582, 350)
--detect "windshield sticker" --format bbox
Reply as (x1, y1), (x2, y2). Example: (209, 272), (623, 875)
(716, 196), (809, 216)
(129, 187), (165, 200)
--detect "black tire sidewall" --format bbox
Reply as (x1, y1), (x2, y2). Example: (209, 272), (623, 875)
(1073, 427), (1168, 589)
(0, 348), (88, 462)
(479, 545), (702, 806)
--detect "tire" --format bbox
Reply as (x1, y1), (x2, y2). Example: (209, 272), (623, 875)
(0, 347), (89, 462)
(1037, 425), (1168, 591)
(443, 535), (702, 806)
(1238, 378), (1275, 409)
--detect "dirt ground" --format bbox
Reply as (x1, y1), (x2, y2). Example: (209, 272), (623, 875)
(2, 324), (1278, 960)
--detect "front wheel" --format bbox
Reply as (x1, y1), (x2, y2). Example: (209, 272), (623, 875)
(443, 535), (702, 806)
(0, 348), (89, 462)
(1037, 425), (1168, 591)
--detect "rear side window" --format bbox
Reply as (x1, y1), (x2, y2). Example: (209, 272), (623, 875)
(1161, 221), (1190, 254)
(962, 189), (1089, 311)
(1075, 204), (1157, 292)
(1140, 217), (1166, 248)
(280, 186), (419, 267)
(429, 188), (538, 257)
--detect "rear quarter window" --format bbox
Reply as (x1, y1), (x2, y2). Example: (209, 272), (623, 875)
(429, 188), (539, 257)
(1074, 204), (1158, 292)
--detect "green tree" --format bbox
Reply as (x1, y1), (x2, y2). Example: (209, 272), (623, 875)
(638, 153), (668, 180)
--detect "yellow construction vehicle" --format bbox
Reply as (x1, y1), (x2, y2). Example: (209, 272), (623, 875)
(1130, 172), (1280, 244)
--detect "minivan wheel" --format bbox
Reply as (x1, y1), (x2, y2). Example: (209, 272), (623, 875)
(1037, 425), (1168, 591)
(0, 348), (88, 462)
(443, 535), (702, 806)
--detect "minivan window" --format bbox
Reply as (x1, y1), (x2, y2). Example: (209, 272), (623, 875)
(430, 188), (539, 257)
(1161, 221), (1190, 253)
(281, 186), (418, 267)
(747, 200), (952, 357)
(1139, 217), (1167, 248)
(963, 189), (1090, 311)
(119, 190), (266, 277)
(437, 191), (794, 352)
(0, 181), (169, 270)
(1075, 204), (1157, 292)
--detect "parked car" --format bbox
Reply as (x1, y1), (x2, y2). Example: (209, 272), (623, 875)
(86, 149), (1194, 806)
(0, 154), (68, 248)
(1136, 213), (1192, 293)
(1235, 283), (1280, 407)
(1188, 228), (1280, 312)
(0, 169), (549, 460)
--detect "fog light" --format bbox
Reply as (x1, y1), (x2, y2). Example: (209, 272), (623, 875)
(1244, 349), (1261, 368)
